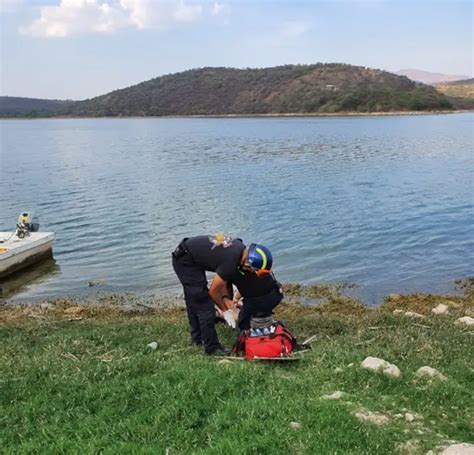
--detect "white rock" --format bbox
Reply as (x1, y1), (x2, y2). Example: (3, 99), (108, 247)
(321, 391), (345, 400)
(353, 410), (389, 426)
(404, 412), (415, 422)
(432, 304), (449, 315)
(361, 356), (401, 378)
(404, 311), (425, 318)
(393, 309), (404, 314)
(147, 341), (159, 350)
(440, 443), (474, 455)
(384, 364), (401, 378)
(361, 356), (388, 370)
(334, 367), (343, 373)
(288, 421), (301, 430)
(415, 366), (447, 381)
(455, 317), (474, 326)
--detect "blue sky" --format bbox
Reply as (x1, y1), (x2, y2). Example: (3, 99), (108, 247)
(1, 0), (472, 100)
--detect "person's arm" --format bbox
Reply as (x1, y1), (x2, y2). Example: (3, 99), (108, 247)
(209, 274), (234, 312)
(226, 282), (234, 301)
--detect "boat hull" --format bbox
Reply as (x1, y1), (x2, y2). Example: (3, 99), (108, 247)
(0, 232), (54, 279)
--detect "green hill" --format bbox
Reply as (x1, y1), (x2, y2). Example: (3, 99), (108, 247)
(434, 78), (474, 109)
(0, 64), (454, 118)
(0, 96), (74, 118)
(435, 79), (474, 109)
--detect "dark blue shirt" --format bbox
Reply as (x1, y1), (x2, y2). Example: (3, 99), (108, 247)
(185, 234), (246, 281)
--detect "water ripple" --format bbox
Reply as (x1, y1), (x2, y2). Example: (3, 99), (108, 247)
(1, 114), (473, 303)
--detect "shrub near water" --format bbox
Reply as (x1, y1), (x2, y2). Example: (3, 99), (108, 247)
(1, 287), (473, 454)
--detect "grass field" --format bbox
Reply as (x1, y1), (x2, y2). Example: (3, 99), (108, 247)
(1, 284), (473, 454)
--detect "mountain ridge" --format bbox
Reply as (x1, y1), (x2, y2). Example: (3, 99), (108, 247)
(0, 63), (454, 118)
(395, 69), (470, 85)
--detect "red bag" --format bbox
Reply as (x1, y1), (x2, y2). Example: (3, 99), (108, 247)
(233, 322), (297, 360)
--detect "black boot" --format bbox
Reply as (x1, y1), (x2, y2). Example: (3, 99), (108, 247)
(206, 346), (231, 357)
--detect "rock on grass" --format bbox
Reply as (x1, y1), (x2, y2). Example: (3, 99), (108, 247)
(393, 310), (425, 318)
(415, 366), (447, 381)
(440, 443), (474, 454)
(147, 341), (159, 350)
(321, 391), (346, 400)
(361, 356), (401, 378)
(288, 421), (301, 430)
(432, 304), (449, 315)
(404, 311), (425, 318)
(455, 317), (474, 326)
(353, 409), (390, 426)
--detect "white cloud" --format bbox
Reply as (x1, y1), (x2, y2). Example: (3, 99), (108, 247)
(19, 0), (206, 38)
(119, 0), (202, 29)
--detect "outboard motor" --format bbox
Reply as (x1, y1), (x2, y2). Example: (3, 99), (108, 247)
(16, 212), (39, 239)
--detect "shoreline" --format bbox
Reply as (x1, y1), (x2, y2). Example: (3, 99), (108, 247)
(0, 280), (467, 307)
(1, 287), (472, 322)
(0, 109), (472, 121)
(2, 279), (472, 311)
(2, 282), (473, 453)
(2, 277), (471, 307)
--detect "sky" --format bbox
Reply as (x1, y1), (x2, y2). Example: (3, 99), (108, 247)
(0, 0), (472, 100)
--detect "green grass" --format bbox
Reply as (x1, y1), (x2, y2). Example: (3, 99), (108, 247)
(1, 293), (473, 454)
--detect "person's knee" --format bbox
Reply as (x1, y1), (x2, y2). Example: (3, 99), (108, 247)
(184, 286), (210, 306)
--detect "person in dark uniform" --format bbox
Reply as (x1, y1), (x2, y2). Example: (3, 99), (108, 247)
(230, 244), (283, 330)
(172, 234), (278, 355)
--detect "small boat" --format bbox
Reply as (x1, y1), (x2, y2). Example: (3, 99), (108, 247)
(0, 213), (54, 280)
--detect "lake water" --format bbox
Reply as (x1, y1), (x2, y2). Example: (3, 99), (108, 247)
(1, 114), (473, 304)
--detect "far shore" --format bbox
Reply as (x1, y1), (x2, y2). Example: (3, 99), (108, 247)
(0, 109), (472, 121)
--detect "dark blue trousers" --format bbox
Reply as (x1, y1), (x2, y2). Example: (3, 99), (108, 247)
(172, 253), (221, 353)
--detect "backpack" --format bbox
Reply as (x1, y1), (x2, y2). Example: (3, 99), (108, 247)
(232, 321), (297, 360)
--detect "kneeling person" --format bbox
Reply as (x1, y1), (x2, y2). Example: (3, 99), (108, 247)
(231, 244), (283, 330)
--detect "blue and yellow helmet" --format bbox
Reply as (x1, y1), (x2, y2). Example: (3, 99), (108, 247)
(247, 243), (273, 275)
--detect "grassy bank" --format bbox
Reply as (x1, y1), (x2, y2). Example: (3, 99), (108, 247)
(1, 284), (473, 454)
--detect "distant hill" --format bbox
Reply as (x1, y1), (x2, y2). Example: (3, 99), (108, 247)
(0, 96), (74, 117)
(396, 69), (470, 85)
(434, 78), (474, 109)
(0, 64), (454, 118)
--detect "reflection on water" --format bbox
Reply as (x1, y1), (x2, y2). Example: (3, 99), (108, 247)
(0, 259), (60, 299)
(1, 114), (473, 303)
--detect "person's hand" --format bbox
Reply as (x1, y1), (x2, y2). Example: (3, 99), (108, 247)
(222, 310), (236, 328)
